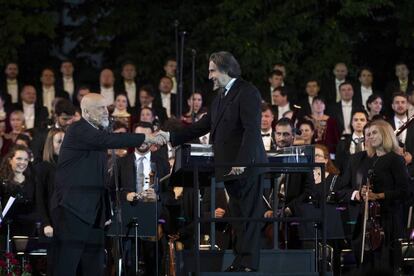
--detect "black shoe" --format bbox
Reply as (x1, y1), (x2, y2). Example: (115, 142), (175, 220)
(236, 266), (257, 272)
(224, 265), (238, 272)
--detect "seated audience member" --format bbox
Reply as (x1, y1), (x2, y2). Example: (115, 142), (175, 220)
(181, 92), (206, 125)
(5, 110), (29, 142)
(0, 146), (38, 238)
(0, 119), (12, 157)
(30, 98), (75, 164)
(138, 85), (168, 125)
(294, 120), (315, 145)
(0, 94), (9, 122)
(37, 67), (70, 116)
(261, 103), (276, 151)
(271, 86), (294, 120)
(335, 111), (368, 174)
(111, 93), (131, 129)
(158, 76), (176, 118)
(366, 94), (384, 121)
(1, 62), (22, 106)
(297, 79), (320, 120)
(75, 85), (91, 106)
(139, 107), (159, 130)
(14, 133), (31, 148)
(328, 82), (364, 135)
(12, 85), (49, 130)
(305, 96), (340, 155)
(98, 68), (116, 107)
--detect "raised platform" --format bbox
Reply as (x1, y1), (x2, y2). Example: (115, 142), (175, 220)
(176, 249), (317, 275)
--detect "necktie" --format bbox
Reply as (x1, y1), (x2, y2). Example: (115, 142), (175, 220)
(354, 137), (363, 153)
(261, 133), (270, 137)
(136, 156), (145, 193)
(216, 88), (227, 113)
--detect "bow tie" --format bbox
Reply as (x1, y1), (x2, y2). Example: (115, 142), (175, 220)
(261, 133), (271, 137)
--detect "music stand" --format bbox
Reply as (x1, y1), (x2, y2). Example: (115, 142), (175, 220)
(107, 201), (158, 275)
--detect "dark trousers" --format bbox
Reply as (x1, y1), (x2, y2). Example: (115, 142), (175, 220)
(224, 173), (264, 270)
(51, 207), (105, 276)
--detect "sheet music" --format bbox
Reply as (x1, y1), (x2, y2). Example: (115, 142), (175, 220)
(0, 197), (15, 224)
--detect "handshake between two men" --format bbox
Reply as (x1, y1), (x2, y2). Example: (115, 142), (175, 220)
(142, 130), (245, 176)
(143, 130), (170, 146)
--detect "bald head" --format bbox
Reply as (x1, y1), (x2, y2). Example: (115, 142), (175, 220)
(81, 93), (109, 128)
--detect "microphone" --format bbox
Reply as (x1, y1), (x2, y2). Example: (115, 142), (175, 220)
(191, 49), (197, 56)
(174, 19), (179, 27)
(180, 31), (187, 36)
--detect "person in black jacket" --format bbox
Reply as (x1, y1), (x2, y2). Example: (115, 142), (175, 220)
(34, 128), (64, 275)
(50, 93), (165, 276)
(162, 52), (267, 272)
(0, 145), (37, 239)
(348, 120), (408, 273)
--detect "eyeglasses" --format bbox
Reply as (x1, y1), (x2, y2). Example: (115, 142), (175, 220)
(315, 154), (326, 159)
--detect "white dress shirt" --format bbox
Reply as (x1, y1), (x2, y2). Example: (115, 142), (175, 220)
(42, 86), (55, 116)
(277, 103), (291, 120)
(308, 96), (314, 108)
(171, 76), (177, 94)
(7, 79), (18, 103)
(22, 102), (35, 129)
(63, 77), (75, 100)
(124, 81), (136, 107)
(360, 86), (373, 111)
(394, 115), (408, 144)
(261, 129), (273, 151)
(341, 100), (352, 134)
(134, 151), (152, 191)
(335, 79), (345, 102)
(100, 86), (115, 106)
(161, 93), (172, 118)
(224, 78), (237, 96)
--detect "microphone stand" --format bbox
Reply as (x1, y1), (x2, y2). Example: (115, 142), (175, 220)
(174, 20), (180, 118)
(177, 31), (186, 118)
(108, 118), (125, 276)
(191, 49), (197, 123)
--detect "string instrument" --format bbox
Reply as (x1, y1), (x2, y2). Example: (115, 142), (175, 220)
(167, 234), (179, 276)
(360, 169), (384, 263)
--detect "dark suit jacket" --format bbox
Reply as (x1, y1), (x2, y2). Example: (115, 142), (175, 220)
(35, 159), (57, 228)
(328, 101), (364, 135)
(55, 76), (81, 106)
(0, 79), (23, 106)
(261, 84), (297, 105)
(320, 77), (352, 105)
(352, 86), (381, 109)
(51, 118), (146, 225)
(335, 134), (353, 174)
(12, 102), (49, 129)
(36, 86), (70, 108)
(171, 79), (267, 181)
(114, 151), (170, 198)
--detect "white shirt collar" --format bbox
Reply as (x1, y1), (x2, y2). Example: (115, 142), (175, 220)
(224, 78), (237, 95)
(22, 102), (34, 108)
(341, 100), (352, 107)
(134, 150), (151, 161)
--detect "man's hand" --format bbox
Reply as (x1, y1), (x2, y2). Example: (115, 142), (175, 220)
(143, 188), (157, 201)
(228, 167), (246, 176)
(126, 192), (138, 202)
(264, 210), (274, 218)
(215, 208), (226, 218)
(44, 225), (53, 237)
(144, 131), (170, 146)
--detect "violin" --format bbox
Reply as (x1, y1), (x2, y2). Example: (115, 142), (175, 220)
(360, 169), (384, 263)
